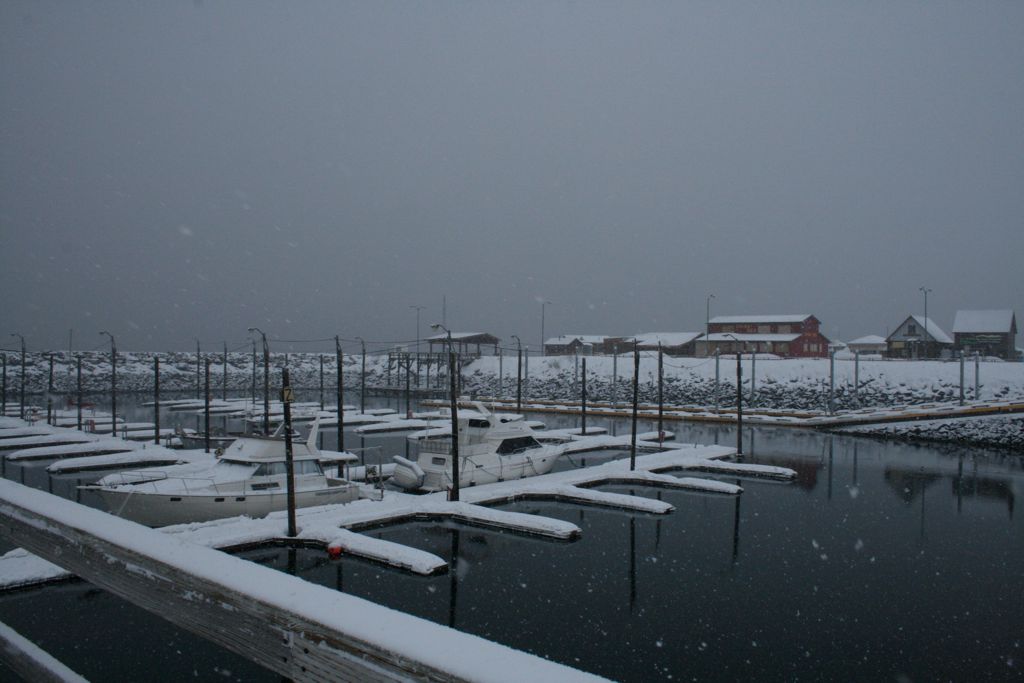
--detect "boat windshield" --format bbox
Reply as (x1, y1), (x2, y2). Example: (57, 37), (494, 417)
(496, 436), (542, 454)
(252, 460), (323, 476)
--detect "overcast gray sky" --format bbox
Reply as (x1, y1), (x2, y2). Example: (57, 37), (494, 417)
(2, 1), (1022, 353)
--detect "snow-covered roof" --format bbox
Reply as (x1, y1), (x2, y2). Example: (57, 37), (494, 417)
(700, 333), (801, 342)
(544, 335), (607, 346)
(909, 316), (953, 344)
(425, 332), (495, 341)
(952, 310), (1016, 334)
(709, 314), (812, 324)
(634, 332), (701, 347)
(847, 335), (888, 346)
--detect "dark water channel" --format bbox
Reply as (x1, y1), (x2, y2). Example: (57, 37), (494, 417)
(1, 392), (1022, 681)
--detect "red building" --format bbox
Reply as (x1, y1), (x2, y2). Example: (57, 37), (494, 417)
(697, 314), (830, 358)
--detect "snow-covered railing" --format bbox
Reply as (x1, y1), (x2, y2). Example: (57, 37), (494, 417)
(0, 480), (608, 683)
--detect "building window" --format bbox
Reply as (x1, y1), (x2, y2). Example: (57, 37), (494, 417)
(907, 324), (917, 335)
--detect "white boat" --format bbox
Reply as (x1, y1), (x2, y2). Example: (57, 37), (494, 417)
(92, 418), (361, 526)
(391, 403), (566, 492)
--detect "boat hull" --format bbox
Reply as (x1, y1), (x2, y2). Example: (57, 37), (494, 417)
(97, 480), (359, 527)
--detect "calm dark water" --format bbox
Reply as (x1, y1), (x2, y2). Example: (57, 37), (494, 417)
(1, 393), (1022, 681)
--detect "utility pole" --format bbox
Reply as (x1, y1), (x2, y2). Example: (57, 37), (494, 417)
(76, 355), (83, 431)
(410, 305), (424, 387)
(706, 293), (715, 354)
(46, 354), (54, 425)
(540, 300), (552, 355)
(657, 344), (664, 443)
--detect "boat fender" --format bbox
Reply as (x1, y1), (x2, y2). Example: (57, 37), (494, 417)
(327, 545), (343, 559)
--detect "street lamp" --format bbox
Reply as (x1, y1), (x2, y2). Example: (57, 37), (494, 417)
(247, 327), (270, 435)
(100, 331), (117, 435)
(511, 334), (522, 411)
(11, 334), (25, 419)
(919, 287), (932, 359)
(431, 323), (460, 501)
(540, 300), (552, 356)
(705, 294), (715, 356)
(722, 333), (744, 458)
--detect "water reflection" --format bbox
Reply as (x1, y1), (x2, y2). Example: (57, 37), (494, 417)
(2, 396), (1023, 681)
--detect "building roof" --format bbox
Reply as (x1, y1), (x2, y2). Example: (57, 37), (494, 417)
(700, 333), (801, 343)
(888, 316), (953, 344)
(709, 314), (813, 324)
(544, 335), (607, 346)
(952, 310), (1016, 334)
(847, 335), (888, 346)
(425, 332), (499, 343)
(634, 332), (702, 347)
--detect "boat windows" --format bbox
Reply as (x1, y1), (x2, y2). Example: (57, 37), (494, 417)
(432, 457), (447, 466)
(468, 419), (491, 429)
(253, 460), (323, 476)
(496, 436), (541, 454)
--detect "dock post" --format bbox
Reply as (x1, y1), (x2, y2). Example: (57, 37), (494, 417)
(714, 349), (720, 413)
(974, 352), (983, 401)
(46, 354), (54, 425)
(735, 351), (743, 458)
(222, 342), (228, 401)
(447, 350), (460, 502)
(959, 353), (965, 405)
(154, 356), (160, 444)
(335, 336), (345, 453)
(498, 347), (503, 397)
(581, 357), (587, 435)
(657, 344), (663, 443)
(76, 355), (82, 431)
(750, 350), (756, 407)
(612, 346), (618, 409)
(854, 350), (860, 406)
(630, 342), (639, 471)
(516, 346), (522, 411)
(828, 348), (835, 415)
(204, 358), (211, 453)
(281, 368), (297, 537)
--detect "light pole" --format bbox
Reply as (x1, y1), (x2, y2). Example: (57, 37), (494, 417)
(540, 300), (552, 356)
(512, 334), (522, 411)
(10, 334), (25, 419)
(194, 338), (201, 399)
(722, 333), (743, 457)
(432, 323), (460, 501)
(919, 286), (932, 359)
(410, 305), (425, 386)
(100, 331), (116, 435)
(706, 293), (715, 356)
(247, 327), (270, 435)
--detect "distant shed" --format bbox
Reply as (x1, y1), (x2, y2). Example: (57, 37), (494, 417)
(953, 310), (1017, 359)
(426, 332), (500, 356)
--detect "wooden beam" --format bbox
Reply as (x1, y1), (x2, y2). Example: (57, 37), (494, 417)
(0, 480), (607, 683)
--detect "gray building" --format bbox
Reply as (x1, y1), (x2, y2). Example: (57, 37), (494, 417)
(952, 310), (1018, 359)
(886, 315), (953, 359)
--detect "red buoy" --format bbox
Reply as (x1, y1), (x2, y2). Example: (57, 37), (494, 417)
(327, 546), (343, 559)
